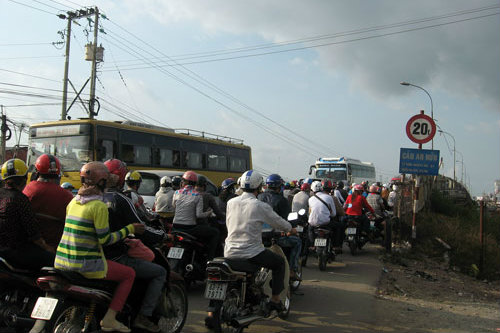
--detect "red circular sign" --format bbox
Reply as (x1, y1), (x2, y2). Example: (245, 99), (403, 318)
(406, 113), (436, 144)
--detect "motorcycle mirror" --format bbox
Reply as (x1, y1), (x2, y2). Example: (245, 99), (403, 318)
(298, 208), (306, 216)
(287, 212), (298, 221)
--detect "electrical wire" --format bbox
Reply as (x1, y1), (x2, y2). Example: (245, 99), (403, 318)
(7, 0), (55, 15)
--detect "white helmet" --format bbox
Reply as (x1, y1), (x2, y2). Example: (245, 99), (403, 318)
(311, 180), (323, 193)
(240, 170), (263, 190)
(160, 176), (172, 186)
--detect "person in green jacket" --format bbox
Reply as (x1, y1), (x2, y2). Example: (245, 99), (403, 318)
(55, 162), (145, 333)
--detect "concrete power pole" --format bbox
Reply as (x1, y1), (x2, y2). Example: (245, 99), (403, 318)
(89, 7), (99, 119)
(61, 14), (72, 121)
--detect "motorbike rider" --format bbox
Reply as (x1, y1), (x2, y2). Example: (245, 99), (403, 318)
(104, 159), (167, 332)
(308, 181), (336, 245)
(367, 185), (386, 217)
(54, 161), (144, 333)
(123, 171), (152, 221)
(172, 171), (219, 260)
(219, 178), (237, 213)
(258, 174), (302, 281)
(344, 184), (375, 234)
(321, 180), (345, 252)
(225, 170), (296, 313)
(387, 184), (399, 211)
(154, 176), (175, 230)
(291, 182), (311, 213)
(0, 158), (54, 270)
(22, 154), (74, 248)
(337, 181), (349, 201)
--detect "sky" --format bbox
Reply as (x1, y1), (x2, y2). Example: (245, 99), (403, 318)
(1, 0), (499, 196)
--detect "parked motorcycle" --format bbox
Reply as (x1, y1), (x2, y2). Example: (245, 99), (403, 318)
(204, 228), (291, 333)
(166, 231), (209, 288)
(311, 225), (336, 271)
(30, 247), (188, 333)
(0, 257), (45, 332)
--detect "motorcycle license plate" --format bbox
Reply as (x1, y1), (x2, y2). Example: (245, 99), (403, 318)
(314, 238), (327, 247)
(31, 297), (58, 320)
(347, 227), (357, 235)
(204, 281), (228, 300)
(296, 226), (303, 233)
(167, 247), (184, 259)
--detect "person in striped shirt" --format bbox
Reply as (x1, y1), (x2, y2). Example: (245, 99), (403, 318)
(54, 162), (144, 333)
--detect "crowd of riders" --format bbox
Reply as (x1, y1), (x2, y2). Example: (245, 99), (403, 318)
(0, 155), (399, 332)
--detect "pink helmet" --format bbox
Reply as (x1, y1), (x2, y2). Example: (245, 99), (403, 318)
(182, 170), (198, 183)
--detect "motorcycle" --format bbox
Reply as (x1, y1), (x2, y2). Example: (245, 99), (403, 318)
(344, 215), (369, 255)
(311, 225), (336, 271)
(166, 231), (209, 288)
(0, 257), (46, 332)
(30, 246), (188, 333)
(285, 209), (308, 291)
(204, 227), (292, 333)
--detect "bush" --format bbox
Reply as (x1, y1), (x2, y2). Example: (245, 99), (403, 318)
(414, 194), (500, 280)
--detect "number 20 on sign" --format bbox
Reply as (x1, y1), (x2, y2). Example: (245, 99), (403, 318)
(406, 110), (436, 146)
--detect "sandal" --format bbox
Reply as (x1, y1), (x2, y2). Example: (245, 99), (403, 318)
(100, 320), (131, 333)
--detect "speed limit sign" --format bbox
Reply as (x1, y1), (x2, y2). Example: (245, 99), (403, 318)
(406, 112), (436, 144)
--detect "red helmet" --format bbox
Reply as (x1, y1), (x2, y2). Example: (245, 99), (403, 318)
(182, 170), (198, 183)
(369, 184), (379, 193)
(80, 162), (109, 186)
(354, 184), (364, 191)
(35, 154), (61, 176)
(321, 179), (334, 191)
(300, 182), (310, 191)
(104, 159), (127, 186)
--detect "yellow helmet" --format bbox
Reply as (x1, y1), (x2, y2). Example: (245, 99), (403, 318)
(125, 170), (142, 182)
(1, 158), (28, 180)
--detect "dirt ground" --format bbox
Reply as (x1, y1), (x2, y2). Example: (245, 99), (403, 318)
(373, 252), (500, 333)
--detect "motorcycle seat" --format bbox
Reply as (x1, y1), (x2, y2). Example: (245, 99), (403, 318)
(222, 258), (260, 273)
(44, 268), (117, 291)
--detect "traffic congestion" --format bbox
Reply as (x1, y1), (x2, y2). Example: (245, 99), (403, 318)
(0, 153), (396, 333)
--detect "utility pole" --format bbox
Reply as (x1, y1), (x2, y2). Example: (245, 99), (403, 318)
(0, 106), (6, 163)
(58, 8), (97, 121)
(88, 7), (99, 119)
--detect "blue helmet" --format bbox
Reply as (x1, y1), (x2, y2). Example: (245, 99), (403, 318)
(266, 174), (283, 188)
(221, 178), (235, 189)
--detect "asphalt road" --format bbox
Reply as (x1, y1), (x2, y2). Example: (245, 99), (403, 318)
(180, 243), (385, 333)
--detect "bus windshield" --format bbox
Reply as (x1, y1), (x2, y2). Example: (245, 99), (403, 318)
(28, 135), (91, 172)
(315, 167), (347, 182)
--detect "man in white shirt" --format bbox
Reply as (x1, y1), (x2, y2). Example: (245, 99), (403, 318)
(225, 170), (296, 312)
(308, 181), (336, 244)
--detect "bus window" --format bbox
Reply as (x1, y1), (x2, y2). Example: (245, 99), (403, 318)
(133, 145), (151, 165)
(208, 154), (227, 171)
(121, 144), (135, 164)
(97, 139), (115, 161)
(185, 151), (203, 169)
(229, 156), (246, 172)
(158, 148), (173, 167)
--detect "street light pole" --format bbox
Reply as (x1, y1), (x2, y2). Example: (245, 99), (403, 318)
(438, 129), (456, 188)
(400, 81), (434, 149)
(456, 150), (464, 184)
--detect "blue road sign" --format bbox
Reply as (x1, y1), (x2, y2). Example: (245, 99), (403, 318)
(399, 148), (440, 175)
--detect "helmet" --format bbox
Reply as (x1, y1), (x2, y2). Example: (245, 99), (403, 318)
(80, 162), (109, 186)
(172, 175), (182, 188)
(300, 182), (310, 191)
(290, 180), (297, 188)
(321, 179), (334, 191)
(284, 182), (291, 189)
(1, 158), (28, 180)
(160, 176), (172, 186)
(104, 159), (128, 185)
(240, 170), (263, 190)
(125, 170), (142, 182)
(221, 178), (235, 189)
(61, 182), (75, 190)
(369, 185), (379, 193)
(182, 170), (198, 183)
(266, 174), (283, 188)
(354, 184), (364, 191)
(311, 181), (322, 193)
(35, 154), (61, 176)
(303, 178), (313, 185)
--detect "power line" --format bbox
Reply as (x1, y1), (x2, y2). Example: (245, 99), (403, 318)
(0, 68), (60, 83)
(7, 0), (55, 15)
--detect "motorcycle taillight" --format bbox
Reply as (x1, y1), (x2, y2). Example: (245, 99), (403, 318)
(318, 230), (325, 237)
(36, 276), (65, 291)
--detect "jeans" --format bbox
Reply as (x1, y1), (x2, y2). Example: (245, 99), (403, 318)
(277, 235), (302, 272)
(116, 255), (167, 316)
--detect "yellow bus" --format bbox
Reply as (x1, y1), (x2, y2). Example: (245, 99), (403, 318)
(27, 119), (252, 188)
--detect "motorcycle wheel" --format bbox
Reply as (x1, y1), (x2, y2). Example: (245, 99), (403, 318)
(349, 241), (357, 255)
(156, 280), (188, 333)
(213, 290), (244, 333)
(52, 303), (99, 333)
(278, 289), (291, 320)
(318, 252), (327, 271)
